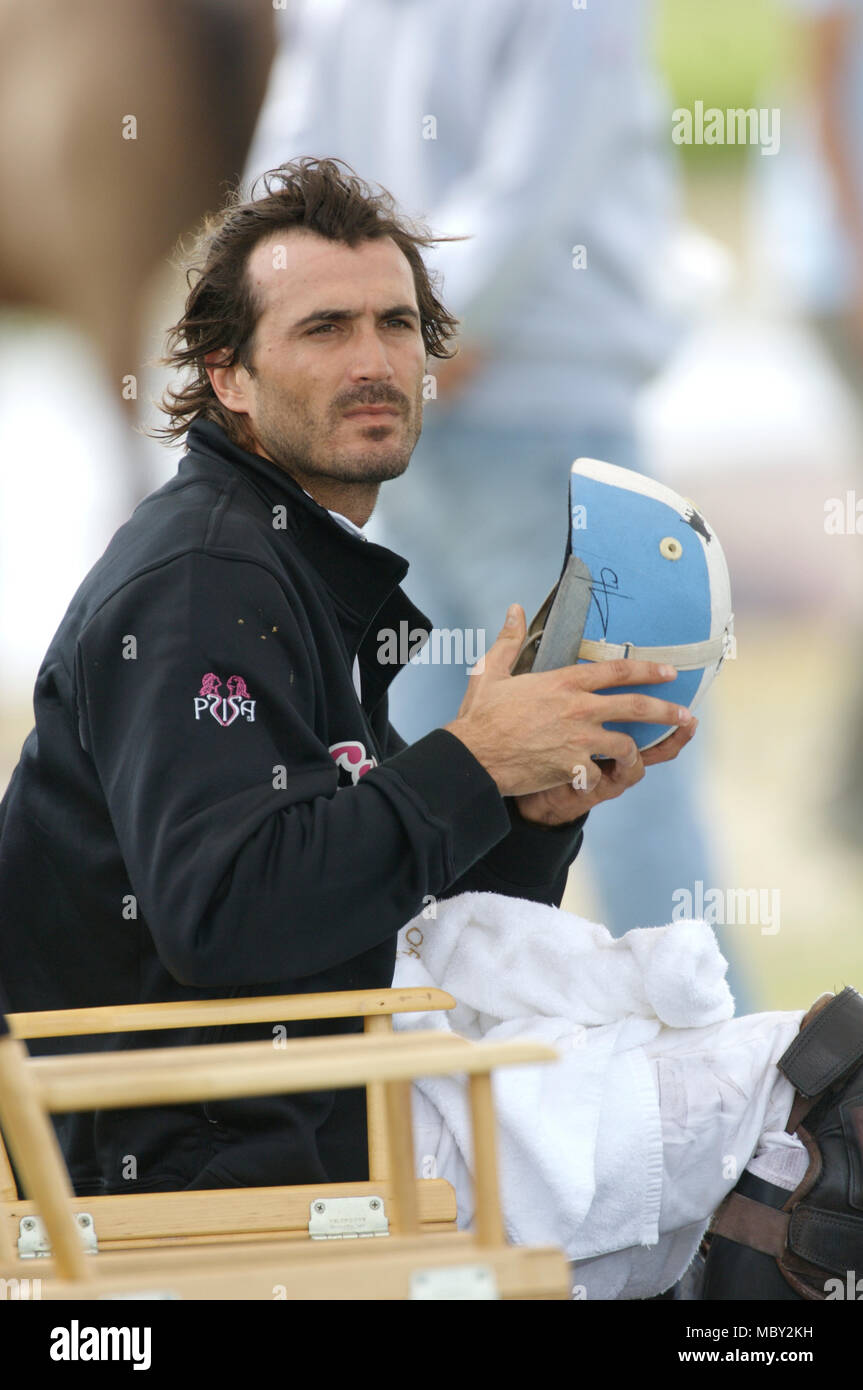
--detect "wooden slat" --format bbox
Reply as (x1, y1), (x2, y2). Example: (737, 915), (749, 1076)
(0, 1229), (471, 1278)
(468, 1073), (505, 1247)
(27, 1036), (558, 1113)
(17, 1232), (569, 1301)
(26, 1028), (460, 1079)
(0, 1230), (477, 1282)
(3, 1179), (456, 1245)
(0, 1126), (18, 1203)
(0, 1036), (91, 1283)
(364, 1013), (392, 1182)
(7, 987), (455, 1040)
(0, 1190), (14, 1264)
(2, 1226), (460, 1254)
(384, 1080), (419, 1235)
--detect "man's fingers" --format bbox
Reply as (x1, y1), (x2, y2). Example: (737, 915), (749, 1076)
(565, 659), (680, 693)
(569, 758), (603, 792)
(472, 603), (527, 678)
(585, 730), (639, 764)
(607, 750), (645, 784)
(640, 719), (698, 766)
(586, 689), (693, 729)
(558, 659), (695, 729)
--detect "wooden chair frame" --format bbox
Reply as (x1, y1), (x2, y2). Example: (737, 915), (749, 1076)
(0, 1001), (569, 1300)
(1, 988), (458, 1253)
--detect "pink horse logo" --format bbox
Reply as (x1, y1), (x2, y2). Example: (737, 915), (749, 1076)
(194, 673), (256, 727)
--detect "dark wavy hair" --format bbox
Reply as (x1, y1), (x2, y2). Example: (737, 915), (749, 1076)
(152, 157), (463, 449)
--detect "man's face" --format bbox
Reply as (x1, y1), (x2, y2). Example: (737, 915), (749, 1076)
(231, 229), (426, 488)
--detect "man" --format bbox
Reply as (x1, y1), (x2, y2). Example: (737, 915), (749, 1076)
(0, 159), (694, 1197)
(242, 0), (734, 1005)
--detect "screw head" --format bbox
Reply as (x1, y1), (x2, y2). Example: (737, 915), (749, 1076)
(77, 1215), (91, 1226)
(22, 1218), (35, 1231)
(313, 1201), (326, 1214)
(369, 1199), (380, 1211)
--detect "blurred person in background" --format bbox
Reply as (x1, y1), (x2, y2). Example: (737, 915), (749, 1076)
(245, 0), (751, 1006)
(753, 0), (863, 842)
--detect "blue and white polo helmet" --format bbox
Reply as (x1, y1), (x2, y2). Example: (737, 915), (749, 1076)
(515, 458), (735, 751)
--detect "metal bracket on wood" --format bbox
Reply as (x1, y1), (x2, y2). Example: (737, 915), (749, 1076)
(308, 1195), (389, 1239)
(17, 1211), (98, 1258)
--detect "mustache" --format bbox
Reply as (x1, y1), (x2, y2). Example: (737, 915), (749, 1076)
(335, 387), (411, 412)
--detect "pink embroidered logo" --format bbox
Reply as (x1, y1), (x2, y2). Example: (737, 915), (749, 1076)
(194, 673), (256, 727)
(329, 740), (377, 784)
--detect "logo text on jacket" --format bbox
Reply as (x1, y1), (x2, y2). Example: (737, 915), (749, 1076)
(194, 673), (256, 727)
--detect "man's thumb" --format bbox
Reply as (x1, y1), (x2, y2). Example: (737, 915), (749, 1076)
(492, 603), (526, 665)
(502, 602), (527, 634)
(469, 604), (526, 681)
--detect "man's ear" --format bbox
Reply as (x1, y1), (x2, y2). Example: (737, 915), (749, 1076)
(205, 349), (253, 415)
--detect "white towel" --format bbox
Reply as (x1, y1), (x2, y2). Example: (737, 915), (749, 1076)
(393, 891), (736, 1262)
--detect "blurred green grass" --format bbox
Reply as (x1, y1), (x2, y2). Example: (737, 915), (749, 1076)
(657, 0), (797, 166)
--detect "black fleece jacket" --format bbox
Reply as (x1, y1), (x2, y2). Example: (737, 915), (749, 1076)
(0, 419), (586, 1195)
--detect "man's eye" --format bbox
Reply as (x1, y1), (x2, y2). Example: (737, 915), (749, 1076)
(307, 319), (413, 335)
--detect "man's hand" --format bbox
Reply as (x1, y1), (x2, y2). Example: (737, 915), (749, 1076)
(444, 604), (698, 824)
(514, 717), (698, 825)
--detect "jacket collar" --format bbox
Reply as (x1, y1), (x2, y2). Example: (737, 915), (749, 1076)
(184, 419), (432, 709)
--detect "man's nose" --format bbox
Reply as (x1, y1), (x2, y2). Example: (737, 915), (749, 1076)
(346, 325), (395, 381)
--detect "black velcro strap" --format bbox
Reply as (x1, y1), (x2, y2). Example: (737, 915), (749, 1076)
(788, 1206), (863, 1277)
(779, 987), (863, 1098)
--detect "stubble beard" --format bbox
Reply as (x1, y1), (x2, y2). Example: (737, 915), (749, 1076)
(250, 382), (423, 486)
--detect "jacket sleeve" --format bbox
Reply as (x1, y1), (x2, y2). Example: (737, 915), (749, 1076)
(383, 724), (588, 908)
(74, 552), (512, 988)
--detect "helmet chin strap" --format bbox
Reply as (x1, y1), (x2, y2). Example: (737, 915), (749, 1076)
(577, 626), (735, 672)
